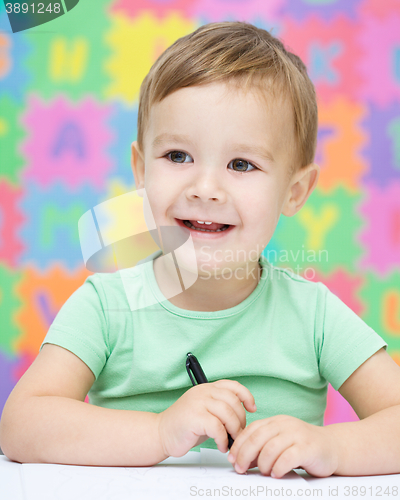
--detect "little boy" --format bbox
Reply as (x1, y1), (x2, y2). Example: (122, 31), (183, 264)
(1, 21), (400, 479)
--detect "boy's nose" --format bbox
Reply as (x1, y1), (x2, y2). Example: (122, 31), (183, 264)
(185, 170), (228, 203)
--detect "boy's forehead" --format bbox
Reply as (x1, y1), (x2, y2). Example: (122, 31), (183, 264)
(145, 81), (297, 161)
(150, 79), (292, 114)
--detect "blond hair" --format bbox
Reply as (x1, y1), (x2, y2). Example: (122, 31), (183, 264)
(137, 21), (318, 175)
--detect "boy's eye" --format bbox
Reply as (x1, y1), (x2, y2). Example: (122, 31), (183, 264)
(167, 151), (192, 163)
(229, 158), (257, 173)
(165, 151), (257, 173)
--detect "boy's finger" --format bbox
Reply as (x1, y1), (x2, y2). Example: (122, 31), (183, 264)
(202, 414), (234, 453)
(228, 419), (268, 459)
(209, 387), (247, 428)
(231, 425), (283, 474)
(206, 399), (243, 443)
(213, 380), (257, 412)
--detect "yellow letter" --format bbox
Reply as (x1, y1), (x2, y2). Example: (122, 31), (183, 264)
(49, 37), (88, 82)
(298, 204), (339, 250)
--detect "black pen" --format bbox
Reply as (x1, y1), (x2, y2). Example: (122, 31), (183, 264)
(186, 352), (234, 449)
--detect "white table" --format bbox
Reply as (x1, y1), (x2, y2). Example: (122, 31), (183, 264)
(1, 449), (399, 499)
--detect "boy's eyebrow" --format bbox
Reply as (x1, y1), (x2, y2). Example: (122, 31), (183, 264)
(234, 143), (275, 163)
(152, 133), (275, 163)
(152, 133), (194, 149)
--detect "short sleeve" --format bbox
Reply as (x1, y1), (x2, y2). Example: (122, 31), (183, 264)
(316, 282), (388, 391)
(39, 275), (110, 380)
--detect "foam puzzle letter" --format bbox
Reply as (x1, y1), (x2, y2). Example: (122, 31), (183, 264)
(49, 38), (88, 82)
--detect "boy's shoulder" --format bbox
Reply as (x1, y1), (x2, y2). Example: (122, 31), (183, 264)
(82, 268), (133, 310)
(260, 255), (332, 314)
(82, 251), (161, 311)
(260, 254), (324, 289)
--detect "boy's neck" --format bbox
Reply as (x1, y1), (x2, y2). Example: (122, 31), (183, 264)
(153, 256), (263, 312)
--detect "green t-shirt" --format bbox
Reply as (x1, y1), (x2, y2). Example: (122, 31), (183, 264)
(40, 250), (387, 451)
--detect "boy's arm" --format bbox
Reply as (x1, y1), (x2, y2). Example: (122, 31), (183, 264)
(324, 404), (400, 476)
(1, 397), (168, 466)
(0, 344), (168, 466)
(323, 347), (400, 476)
(227, 348), (400, 478)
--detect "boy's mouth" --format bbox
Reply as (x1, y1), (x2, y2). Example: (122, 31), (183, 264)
(174, 218), (235, 237)
(183, 220), (230, 232)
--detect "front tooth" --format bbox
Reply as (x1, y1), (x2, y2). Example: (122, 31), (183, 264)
(204, 222), (212, 225)
(197, 221), (205, 224)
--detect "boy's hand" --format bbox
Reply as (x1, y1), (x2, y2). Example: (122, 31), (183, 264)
(156, 380), (257, 458)
(227, 415), (339, 479)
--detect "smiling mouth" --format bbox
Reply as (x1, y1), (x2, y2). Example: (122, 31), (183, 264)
(183, 220), (230, 232)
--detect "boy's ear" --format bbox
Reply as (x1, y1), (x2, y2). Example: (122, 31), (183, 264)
(131, 140), (145, 196)
(281, 163), (320, 217)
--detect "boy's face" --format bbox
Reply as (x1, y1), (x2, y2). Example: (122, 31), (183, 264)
(131, 81), (319, 276)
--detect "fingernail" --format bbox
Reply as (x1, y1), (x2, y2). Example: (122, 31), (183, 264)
(227, 454), (235, 463)
(271, 471), (276, 478)
(235, 464), (243, 473)
(253, 403), (257, 410)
